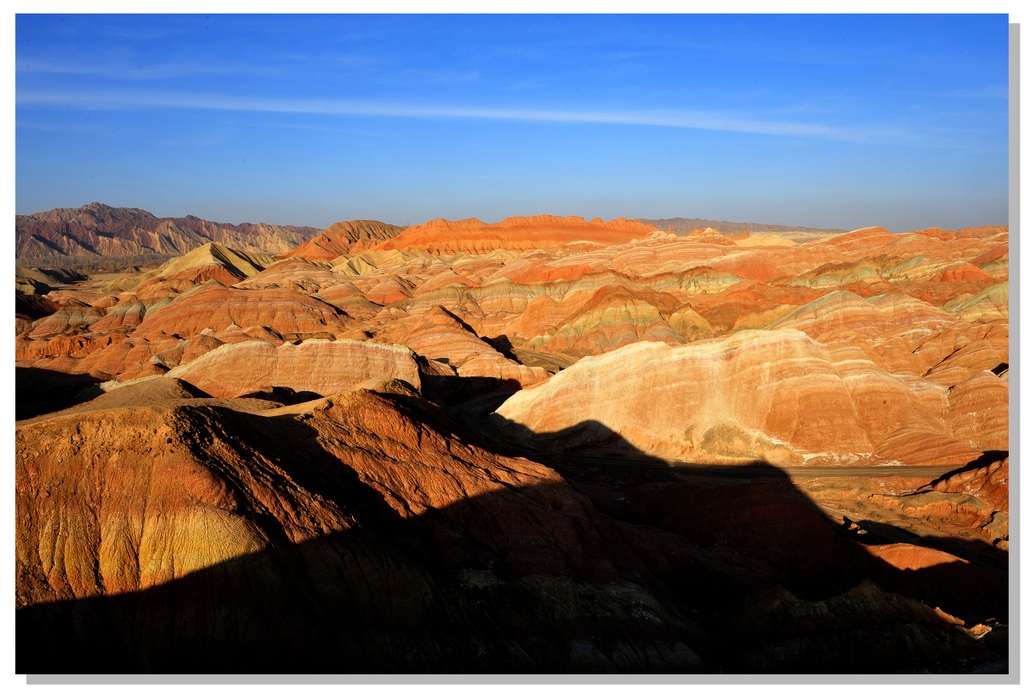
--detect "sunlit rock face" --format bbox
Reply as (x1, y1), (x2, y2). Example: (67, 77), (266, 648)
(168, 339), (426, 398)
(373, 215), (656, 254)
(492, 328), (991, 467)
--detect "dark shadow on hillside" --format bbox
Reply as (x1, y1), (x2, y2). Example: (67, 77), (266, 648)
(463, 415), (1009, 623)
(420, 373), (523, 407)
(481, 334), (520, 362)
(16, 292), (61, 318)
(239, 386), (323, 405)
(15, 367), (105, 421)
(929, 449), (1008, 484)
(16, 401), (1009, 675)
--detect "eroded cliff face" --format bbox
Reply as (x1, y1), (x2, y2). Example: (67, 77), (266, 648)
(15, 215), (1010, 673)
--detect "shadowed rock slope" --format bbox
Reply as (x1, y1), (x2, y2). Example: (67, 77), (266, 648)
(16, 379), (1006, 673)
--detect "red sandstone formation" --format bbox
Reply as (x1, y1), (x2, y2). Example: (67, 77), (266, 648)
(376, 305), (549, 389)
(14, 214), (1010, 674)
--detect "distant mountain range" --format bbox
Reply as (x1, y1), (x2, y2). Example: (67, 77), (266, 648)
(16, 203), (322, 266)
(16, 204), (855, 270)
(642, 217), (845, 236)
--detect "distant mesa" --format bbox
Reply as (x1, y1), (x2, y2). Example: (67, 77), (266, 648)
(643, 216), (846, 240)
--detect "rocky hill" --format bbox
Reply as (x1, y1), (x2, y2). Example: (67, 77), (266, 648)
(279, 219), (406, 261)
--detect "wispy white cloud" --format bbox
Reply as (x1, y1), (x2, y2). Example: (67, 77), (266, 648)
(17, 59), (284, 80)
(16, 88), (905, 143)
(19, 56), (481, 89)
(253, 121), (390, 138)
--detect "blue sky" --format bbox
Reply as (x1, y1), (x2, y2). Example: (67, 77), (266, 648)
(15, 13), (1011, 231)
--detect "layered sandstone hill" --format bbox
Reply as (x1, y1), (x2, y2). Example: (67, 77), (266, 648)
(14, 213), (1010, 674)
(103, 242), (280, 301)
(15, 384), (703, 671)
(279, 219), (405, 261)
(370, 305), (549, 392)
(16, 202), (319, 262)
(168, 339), (427, 398)
(16, 378), (1005, 673)
(372, 215), (656, 254)
(492, 328), (1006, 466)
(15, 220), (1008, 434)
(134, 281), (351, 339)
(15, 266), (83, 295)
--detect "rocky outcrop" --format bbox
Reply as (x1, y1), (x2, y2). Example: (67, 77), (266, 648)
(378, 306), (549, 389)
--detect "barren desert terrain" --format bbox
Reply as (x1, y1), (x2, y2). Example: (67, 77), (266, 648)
(14, 205), (1009, 673)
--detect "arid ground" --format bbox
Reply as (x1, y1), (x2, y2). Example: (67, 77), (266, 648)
(15, 204), (1009, 674)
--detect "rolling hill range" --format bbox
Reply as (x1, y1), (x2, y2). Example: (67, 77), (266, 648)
(14, 210), (1010, 674)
